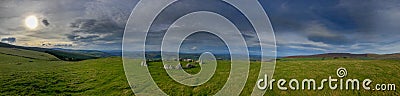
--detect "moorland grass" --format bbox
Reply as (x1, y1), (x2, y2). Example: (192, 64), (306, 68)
(1, 54), (399, 95)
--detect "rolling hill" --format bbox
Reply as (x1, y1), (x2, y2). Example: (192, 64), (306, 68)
(284, 53), (400, 60)
(0, 42), (103, 61)
(0, 47), (59, 61)
(0, 44), (399, 95)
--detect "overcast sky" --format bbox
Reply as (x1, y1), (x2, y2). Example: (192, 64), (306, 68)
(0, 0), (399, 56)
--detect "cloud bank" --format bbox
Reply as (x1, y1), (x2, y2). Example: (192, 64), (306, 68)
(0, 0), (399, 56)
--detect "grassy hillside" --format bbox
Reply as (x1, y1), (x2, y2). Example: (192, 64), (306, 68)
(0, 47), (59, 61)
(0, 54), (132, 95)
(138, 59), (399, 95)
(267, 59), (399, 95)
(0, 53), (399, 95)
(52, 48), (113, 57)
(0, 43), (100, 61)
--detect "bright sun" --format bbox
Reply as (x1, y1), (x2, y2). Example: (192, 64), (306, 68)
(25, 15), (38, 29)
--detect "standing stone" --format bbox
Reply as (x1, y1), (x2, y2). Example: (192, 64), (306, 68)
(164, 64), (169, 69)
(168, 65), (174, 69)
(175, 63), (182, 69)
(141, 61), (147, 66)
(186, 63), (195, 68)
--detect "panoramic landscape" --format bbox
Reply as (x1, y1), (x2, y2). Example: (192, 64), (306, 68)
(0, 42), (399, 95)
(1, 0), (400, 95)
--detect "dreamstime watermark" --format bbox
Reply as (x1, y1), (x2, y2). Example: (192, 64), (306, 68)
(257, 67), (396, 91)
(122, 0), (276, 95)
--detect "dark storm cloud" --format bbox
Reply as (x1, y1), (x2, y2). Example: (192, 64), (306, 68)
(1, 37), (16, 43)
(40, 42), (73, 48)
(337, 0), (375, 32)
(42, 19), (50, 26)
(65, 0), (137, 50)
(260, 0), (400, 56)
(54, 44), (72, 47)
(303, 21), (355, 45)
(67, 19), (124, 44)
(259, 0), (360, 48)
(139, 0), (267, 54)
(1, 0), (400, 55)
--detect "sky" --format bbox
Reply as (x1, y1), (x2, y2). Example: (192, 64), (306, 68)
(0, 0), (400, 56)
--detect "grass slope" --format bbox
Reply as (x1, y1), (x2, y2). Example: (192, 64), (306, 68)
(267, 59), (400, 95)
(0, 54), (132, 95)
(0, 47), (59, 61)
(0, 54), (399, 95)
(0, 43), (99, 61)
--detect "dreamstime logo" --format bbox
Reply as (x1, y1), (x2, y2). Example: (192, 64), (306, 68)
(122, 0), (276, 95)
(336, 67), (347, 78)
(257, 68), (397, 91)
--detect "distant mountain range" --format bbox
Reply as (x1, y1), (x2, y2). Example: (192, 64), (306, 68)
(0, 42), (104, 61)
(284, 53), (400, 60)
(3, 42), (400, 61)
(135, 51), (268, 61)
(51, 48), (114, 57)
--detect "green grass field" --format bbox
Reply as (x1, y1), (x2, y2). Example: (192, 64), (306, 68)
(0, 49), (399, 95)
(0, 49), (132, 95)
